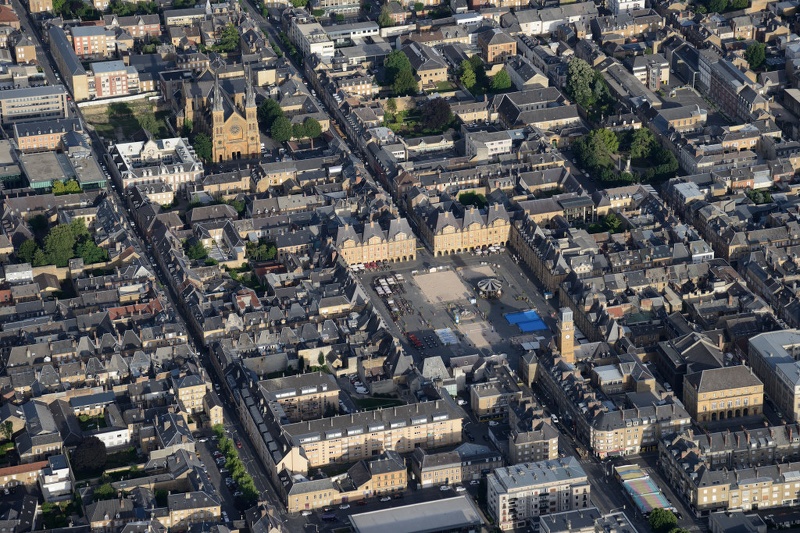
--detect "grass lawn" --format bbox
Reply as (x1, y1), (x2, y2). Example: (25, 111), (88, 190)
(78, 415), (107, 432)
(105, 447), (139, 470)
(435, 81), (457, 92)
(353, 397), (405, 410)
(83, 100), (171, 142)
(103, 467), (148, 483)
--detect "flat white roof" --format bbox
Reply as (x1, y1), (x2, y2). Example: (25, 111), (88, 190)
(349, 496), (483, 533)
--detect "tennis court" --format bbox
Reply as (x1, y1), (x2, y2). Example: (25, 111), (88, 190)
(505, 309), (547, 332)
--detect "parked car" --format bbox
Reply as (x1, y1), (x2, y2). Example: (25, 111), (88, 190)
(380, 496), (391, 502)
(440, 485), (451, 491)
(455, 486), (466, 492)
(302, 510), (312, 516)
(469, 480), (480, 485)
(339, 504), (350, 510)
(236, 440), (242, 449)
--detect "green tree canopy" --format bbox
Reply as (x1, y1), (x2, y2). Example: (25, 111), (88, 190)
(44, 224), (77, 267)
(257, 98), (284, 131)
(246, 240), (277, 261)
(77, 240), (108, 264)
(378, 4), (394, 27)
(630, 128), (656, 160)
(385, 50), (412, 85)
(422, 98), (452, 132)
(271, 116), (293, 143)
(72, 436), (107, 476)
(93, 483), (115, 501)
(1, 420), (12, 441)
(459, 191), (488, 209)
(648, 508), (678, 533)
(18, 239), (38, 264)
(604, 212), (622, 233)
(707, 0), (728, 11)
(292, 122), (307, 140)
(566, 58), (597, 109)
(490, 67), (512, 92)
(193, 133), (212, 162)
(213, 24), (240, 53)
(184, 240), (208, 261)
(393, 68), (418, 96)
(459, 60), (477, 91)
(304, 117), (322, 139)
(745, 42), (766, 70)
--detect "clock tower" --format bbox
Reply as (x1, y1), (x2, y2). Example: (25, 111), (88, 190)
(557, 307), (575, 364)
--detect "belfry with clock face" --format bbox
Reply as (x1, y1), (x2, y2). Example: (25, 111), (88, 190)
(209, 70), (260, 163)
(556, 307), (575, 364)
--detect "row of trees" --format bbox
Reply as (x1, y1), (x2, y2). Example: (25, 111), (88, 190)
(696, 0), (748, 14)
(258, 98), (323, 144)
(213, 425), (259, 508)
(459, 57), (511, 94)
(52, 179), (82, 196)
(246, 239), (277, 261)
(18, 219), (107, 268)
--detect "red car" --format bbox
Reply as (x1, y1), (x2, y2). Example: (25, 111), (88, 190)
(236, 440), (242, 449)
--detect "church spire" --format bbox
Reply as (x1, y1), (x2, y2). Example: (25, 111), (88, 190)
(245, 66), (256, 109)
(205, 0), (212, 15)
(212, 73), (223, 113)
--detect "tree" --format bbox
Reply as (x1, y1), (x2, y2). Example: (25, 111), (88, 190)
(707, 0), (728, 11)
(413, 1), (424, 9)
(576, 128), (619, 171)
(93, 483), (115, 501)
(393, 68), (418, 96)
(212, 424), (226, 439)
(378, 4), (394, 27)
(185, 241), (208, 261)
(292, 122), (307, 141)
(729, 0), (747, 7)
(193, 133), (212, 163)
(64, 179), (81, 194)
(668, 529), (691, 533)
(77, 241), (108, 264)
(630, 128), (656, 160)
(291, 0), (308, 5)
(459, 191), (488, 209)
(214, 24), (240, 53)
(29, 214), (48, 236)
(422, 98), (452, 132)
(52, 0), (66, 14)
(385, 98), (397, 114)
(604, 212), (622, 233)
(491, 67), (512, 92)
(566, 58), (597, 109)
(257, 98), (284, 131)
(182, 119), (193, 137)
(18, 239), (38, 264)
(44, 224), (77, 267)
(745, 42), (766, 70)
(648, 508), (678, 533)
(271, 116), (293, 143)
(384, 50), (412, 85)
(1, 421), (12, 442)
(303, 118), (322, 148)
(52, 180), (65, 195)
(72, 436), (107, 476)
(138, 113), (160, 137)
(32, 249), (48, 267)
(459, 60), (477, 91)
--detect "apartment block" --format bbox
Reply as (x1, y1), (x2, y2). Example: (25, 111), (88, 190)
(259, 372), (340, 423)
(0, 85), (68, 126)
(280, 398), (463, 468)
(71, 26), (111, 58)
(488, 458), (591, 531)
(412, 444), (504, 487)
(14, 118), (82, 153)
(91, 60), (131, 98)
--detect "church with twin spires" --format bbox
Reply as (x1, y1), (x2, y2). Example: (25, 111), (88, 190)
(179, 67), (260, 163)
